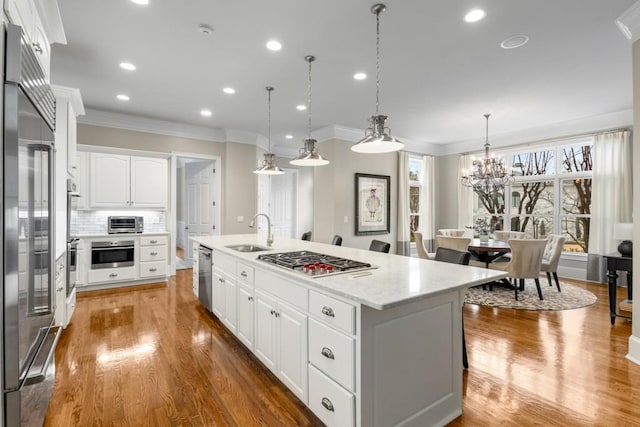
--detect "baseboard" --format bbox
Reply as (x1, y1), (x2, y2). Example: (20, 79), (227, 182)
(627, 335), (640, 365)
(557, 265), (587, 281)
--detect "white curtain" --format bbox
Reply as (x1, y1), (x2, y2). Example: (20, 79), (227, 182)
(457, 154), (474, 231)
(396, 151), (411, 255)
(588, 131), (633, 280)
(421, 155), (436, 251)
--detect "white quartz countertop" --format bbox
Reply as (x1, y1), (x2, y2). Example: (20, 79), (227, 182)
(192, 234), (507, 310)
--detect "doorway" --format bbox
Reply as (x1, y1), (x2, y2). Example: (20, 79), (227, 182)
(173, 154), (220, 272)
(257, 169), (298, 239)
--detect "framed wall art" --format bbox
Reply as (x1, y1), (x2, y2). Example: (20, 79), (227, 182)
(355, 173), (390, 235)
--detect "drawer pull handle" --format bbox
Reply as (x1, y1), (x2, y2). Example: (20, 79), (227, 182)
(150, 251), (158, 256)
(109, 273), (118, 278)
(241, 271), (248, 277)
(321, 306), (335, 317)
(248, 296), (254, 301)
(270, 309), (275, 316)
(321, 397), (334, 412)
(219, 278), (225, 283)
(149, 268), (157, 272)
(150, 240), (158, 244)
(56, 287), (64, 292)
(321, 347), (335, 360)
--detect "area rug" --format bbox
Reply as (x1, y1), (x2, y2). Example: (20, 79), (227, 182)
(464, 279), (597, 311)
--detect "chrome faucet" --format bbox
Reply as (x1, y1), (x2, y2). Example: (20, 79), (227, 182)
(249, 213), (273, 247)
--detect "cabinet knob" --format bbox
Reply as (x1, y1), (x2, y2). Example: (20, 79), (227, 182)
(240, 271), (248, 277)
(321, 397), (335, 412)
(150, 240), (158, 244)
(270, 309), (275, 316)
(32, 42), (42, 54)
(219, 277), (225, 283)
(321, 347), (335, 360)
(150, 251), (158, 256)
(56, 287), (64, 292)
(149, 268), (157, 272)
(321, 306), (335, 317)
(248, 296), (253, 301)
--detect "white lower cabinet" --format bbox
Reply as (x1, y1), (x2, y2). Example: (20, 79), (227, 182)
(254, 288), (308, 403)
(308, 365), (355, 427)
(88, 266), (136, 284)
(192, 247), (199, 298)
(236, 282), (254, 349)
(212, 269), (227, 319)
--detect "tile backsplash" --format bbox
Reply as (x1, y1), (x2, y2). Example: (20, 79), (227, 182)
(71, 210), (166, 235)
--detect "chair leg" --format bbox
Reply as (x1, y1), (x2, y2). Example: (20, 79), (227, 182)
(519, 278), (525, 291)
(546, 272), (552, 286)
(553, 272), (561, 292)
(515, 279), (519, 301)
(462, 318), (469, 370)
(534, 278), (543, 300)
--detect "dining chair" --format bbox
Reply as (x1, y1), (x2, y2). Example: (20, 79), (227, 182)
(489, 239), (547, 300)
(437, 229), (466, 237)
(436, 236), (471, 252)
(301, 231), (312, 241)
(331, 234), (343, 246)
(493, 230), (526, 241)
(541, 234), (566, 292)
(434, 247), (471, 369)
(369, 239), (391, 253)
(413, 231), (434, 260)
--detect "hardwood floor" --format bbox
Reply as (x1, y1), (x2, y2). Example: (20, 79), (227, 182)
(46, 273), (639, 426)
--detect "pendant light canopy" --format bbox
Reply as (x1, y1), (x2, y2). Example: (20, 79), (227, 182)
(254, 86), (285, 175)
(351, 3), (404, 154)
(290, 55), (329, 166)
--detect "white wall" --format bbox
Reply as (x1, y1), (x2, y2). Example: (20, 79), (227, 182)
(435, 154), (460, 230)
(629, 37), (640, 363)
(223, 142), (258, 234)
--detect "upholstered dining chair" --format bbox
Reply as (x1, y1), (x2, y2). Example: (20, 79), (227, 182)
(331, 235), (343, 246)
(541, 234), (566, 292)
(489, 239), (547, 300)
(434, 247), (471, 369)
(437, 229), (466, 237)
(369, 239), (391, 253)
(436, 236), (471, 252)
(493, 230), (526, 241)
(301, 231), (312, 241)
(413, 231), (434, 260)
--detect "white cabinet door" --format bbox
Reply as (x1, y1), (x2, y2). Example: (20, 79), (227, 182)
(192, 248), (199, 298)
(254, 289), (278, 372)
(67, 104), (78, 176)
(5, 0), (36, 43)
(237, 282), (254, 349)
(89, 153), (131, 208)
(31, 12), (50, 80)
(75, 152), (89, 209)
(212, 269), (226, 319)
(130, 157), (167, 208)
(223, 278), (237, 334)
(277, 301), (308, 402)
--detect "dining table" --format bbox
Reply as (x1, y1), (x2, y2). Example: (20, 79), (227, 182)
(467, 238), (511, 268)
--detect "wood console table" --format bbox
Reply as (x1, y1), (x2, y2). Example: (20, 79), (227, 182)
(605, 253), (632, 325)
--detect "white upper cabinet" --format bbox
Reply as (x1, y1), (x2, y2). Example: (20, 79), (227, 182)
(89, 153), (168, 209)
(51, 85), (85, 179)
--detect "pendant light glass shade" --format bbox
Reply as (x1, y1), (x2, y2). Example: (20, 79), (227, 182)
(254, 86), (285, 175)
(290, 55), (329, 166)
(351, 3), (403, 154)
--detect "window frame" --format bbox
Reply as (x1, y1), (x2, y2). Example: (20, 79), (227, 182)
(408, 155), (423, 244)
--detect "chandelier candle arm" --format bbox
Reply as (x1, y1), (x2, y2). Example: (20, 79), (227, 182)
(254, 86), (285, 175)
(351, 3), (404, 154)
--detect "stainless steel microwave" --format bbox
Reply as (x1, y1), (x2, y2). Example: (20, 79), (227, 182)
(108, 216), (143, 234)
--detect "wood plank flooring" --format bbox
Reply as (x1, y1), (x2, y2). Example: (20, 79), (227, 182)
(46, 272), (640, 426)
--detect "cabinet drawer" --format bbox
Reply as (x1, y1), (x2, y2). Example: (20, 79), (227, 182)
(236, 262), (254, 284)
(140, 236), (167, 246)
(213, 250), (235, 274)
(88, 267), (136, 283)
(139, 261), (167, 278)
(256, 270), (308, 311)
(309, 291), (355, 335)
(308, 365), (354, 427)
(309, 319), (355, 392)
(140, 245), (167, 262)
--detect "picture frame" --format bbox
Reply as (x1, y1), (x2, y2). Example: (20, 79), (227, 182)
(355, 173), (390, 235)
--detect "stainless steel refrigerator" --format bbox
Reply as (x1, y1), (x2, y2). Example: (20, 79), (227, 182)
(2, 24), (60, 426)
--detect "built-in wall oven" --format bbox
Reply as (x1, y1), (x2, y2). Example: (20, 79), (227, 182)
(91, 241), (135, 269)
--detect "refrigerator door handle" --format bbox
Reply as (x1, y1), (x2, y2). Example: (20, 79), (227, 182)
(23, 327), (60, 388)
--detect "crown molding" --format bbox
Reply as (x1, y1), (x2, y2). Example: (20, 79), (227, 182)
(439, 109), (633, 156)
(34, 0), (66, 44)
(224, 129), (260, 145)
(616, 1), (640, 43)
(51, 85), (85, 116)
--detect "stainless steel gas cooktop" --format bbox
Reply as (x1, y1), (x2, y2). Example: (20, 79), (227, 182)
(257, 250), (376, 278)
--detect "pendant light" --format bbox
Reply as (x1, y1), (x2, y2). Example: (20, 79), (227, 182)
(351, 3), (404, 154)
(254, 86), (285, 175)
(290, 55), (329, 166)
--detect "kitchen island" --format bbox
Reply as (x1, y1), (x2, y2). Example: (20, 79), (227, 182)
(191, 234), (506, 427)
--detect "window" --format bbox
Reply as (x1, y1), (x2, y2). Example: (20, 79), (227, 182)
(471, 138), (593, 253)
(409, 156), (423, 242)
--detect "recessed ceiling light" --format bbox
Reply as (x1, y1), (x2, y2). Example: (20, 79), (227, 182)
(296, 105), (307, 111)
(200, 109), (212, 117)
(464, 9), (486, 23)
(130, 0), (149, 5)
(198, 24), (213, 36)
(500, 35), (529, 49)
(266, 40), (282, 51)
(285, 135), (293, 139)
(117, 94), (130, 101)
(119, 62), (136, 71)
(223, 87), (235, 94)
(354, 72), (367, 80)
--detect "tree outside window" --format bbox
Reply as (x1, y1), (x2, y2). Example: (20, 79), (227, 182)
(409, 157), (422, 242)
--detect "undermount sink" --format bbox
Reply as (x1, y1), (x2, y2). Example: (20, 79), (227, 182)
(225, 244), (271, 253)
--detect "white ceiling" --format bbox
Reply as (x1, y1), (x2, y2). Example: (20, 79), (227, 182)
(50, 0), (636, 155)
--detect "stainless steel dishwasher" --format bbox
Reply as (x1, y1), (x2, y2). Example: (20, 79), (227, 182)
(198, 246), (213, 311)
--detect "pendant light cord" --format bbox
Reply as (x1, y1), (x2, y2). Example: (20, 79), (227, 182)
(307, 57), (312, 139)
(267, 87), (273, 152)
(375, 8), (381, 116)
(484, 113), (491, 155)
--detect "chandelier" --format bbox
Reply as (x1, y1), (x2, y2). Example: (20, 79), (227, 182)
(460, 114), (513, 197)
(254, 86), (284, 175)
